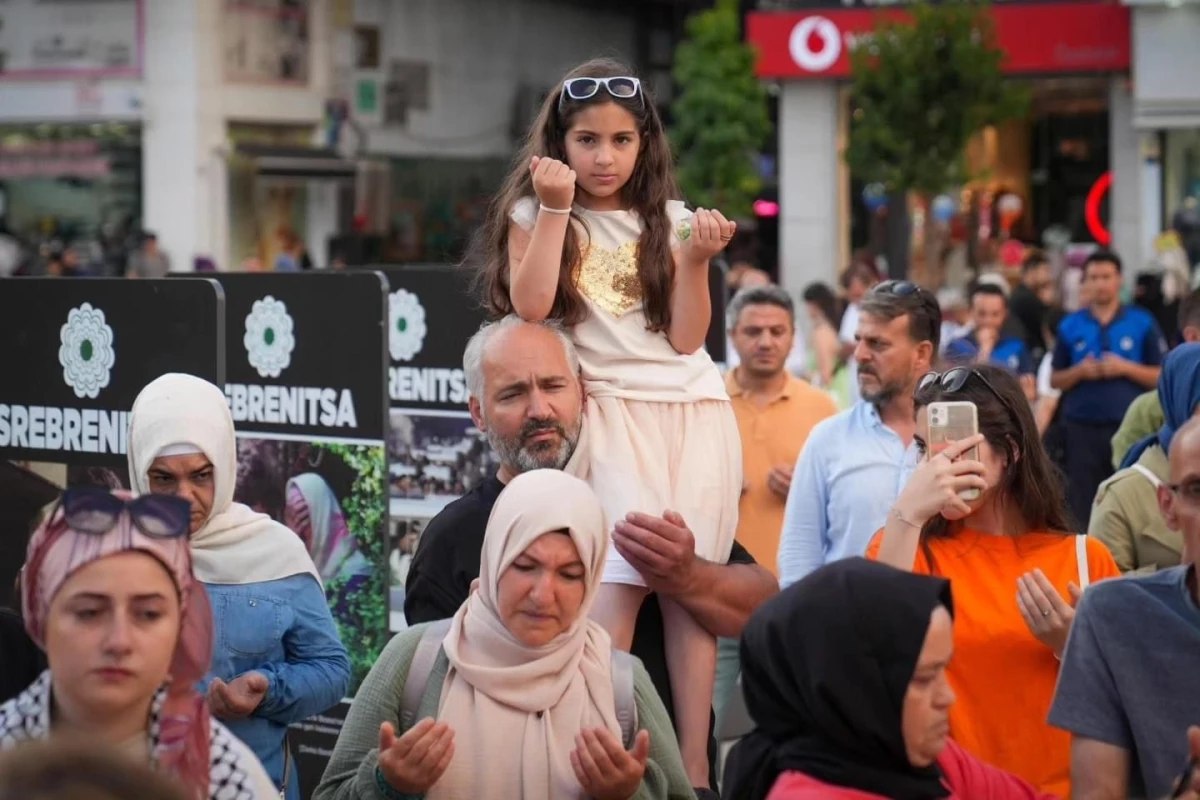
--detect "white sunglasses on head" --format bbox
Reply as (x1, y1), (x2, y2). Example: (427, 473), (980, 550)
(558, 76), (644, 113)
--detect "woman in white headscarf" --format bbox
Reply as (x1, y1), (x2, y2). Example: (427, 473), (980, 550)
(313, 470), (694, 800)
(128, 374), (351, 800)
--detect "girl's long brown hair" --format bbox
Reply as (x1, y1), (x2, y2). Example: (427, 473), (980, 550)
(914, 365), (1075, 568)
(474, 58), (680, 330)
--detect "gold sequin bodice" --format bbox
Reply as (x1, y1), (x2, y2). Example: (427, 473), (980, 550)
(576, 241), (642, 318)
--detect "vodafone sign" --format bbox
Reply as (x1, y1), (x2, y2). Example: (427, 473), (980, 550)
(748, 2), (1131, 79)
(789, 16), (842, 73)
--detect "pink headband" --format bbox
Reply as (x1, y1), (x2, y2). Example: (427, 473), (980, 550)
(23, 491), (213, 800)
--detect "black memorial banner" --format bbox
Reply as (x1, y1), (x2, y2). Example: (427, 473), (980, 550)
(212, 272), (388, 442)
(201, 272), (392, 800)
(0, 277), (225, 595)
(374, 264), (484, 413)
(0, 278), (226, 466)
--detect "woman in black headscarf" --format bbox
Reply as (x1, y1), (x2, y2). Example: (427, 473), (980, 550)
(722, 559), (1057, 800)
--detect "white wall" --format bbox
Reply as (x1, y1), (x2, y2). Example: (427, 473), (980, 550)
(141, 0), (203, 271)
(777, 80), (842, 296)
(1132, 6), (1200, 128)
(360, 0), (638, 158)
(1109, 77), (1154, 278)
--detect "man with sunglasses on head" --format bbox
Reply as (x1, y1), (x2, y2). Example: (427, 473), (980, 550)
(1050, 250), (1166, 528)
(777, 280), (937, 587)
(1050, 416), (1200, 799)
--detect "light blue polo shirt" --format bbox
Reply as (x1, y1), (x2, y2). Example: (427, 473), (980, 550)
(777, 401), (919, 587)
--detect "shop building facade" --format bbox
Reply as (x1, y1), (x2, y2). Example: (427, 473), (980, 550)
(0, 0), (707, 272)
(746, 1), (1139, 293)
(1127, 0), (1200, 268)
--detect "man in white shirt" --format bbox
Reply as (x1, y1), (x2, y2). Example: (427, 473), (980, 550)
(778, 280), (937, 586)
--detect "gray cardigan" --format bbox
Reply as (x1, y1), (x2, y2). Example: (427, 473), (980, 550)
(313, 622), (697, 800)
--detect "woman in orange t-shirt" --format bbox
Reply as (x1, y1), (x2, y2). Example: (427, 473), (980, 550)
(867, 364), (1119, 799)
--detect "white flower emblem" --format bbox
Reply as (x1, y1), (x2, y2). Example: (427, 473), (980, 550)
(1120, 336), (1133, 352)
(244, 296), (295, 378)
(389, 289), (427, 362)
(59, 303), (116, 399)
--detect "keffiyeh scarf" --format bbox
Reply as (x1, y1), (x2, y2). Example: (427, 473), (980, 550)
(0, 671), (258, 800)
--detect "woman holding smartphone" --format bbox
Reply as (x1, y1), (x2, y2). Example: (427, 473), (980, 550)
(868, 364), (1120, 799)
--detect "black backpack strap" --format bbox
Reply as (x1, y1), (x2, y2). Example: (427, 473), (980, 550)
(610, 649), (638, 749)
(399, 618), (453, 733)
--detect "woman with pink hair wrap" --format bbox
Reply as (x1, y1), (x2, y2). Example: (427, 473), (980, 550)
(0, 489), (277, 799)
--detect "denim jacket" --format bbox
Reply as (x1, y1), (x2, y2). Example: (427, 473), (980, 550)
(203, 574), (350, 800)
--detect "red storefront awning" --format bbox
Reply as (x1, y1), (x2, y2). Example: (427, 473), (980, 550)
(747, 3), (1131, 79)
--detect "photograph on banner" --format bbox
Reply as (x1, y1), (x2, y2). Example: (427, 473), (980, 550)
(208, 271), (390, 696)
(232, 435), (385, 676)
(385, 407), (498, 631)
(386, 512), (431, 632)
(0, 277), (225, 590)
(387, 410), (499, 505)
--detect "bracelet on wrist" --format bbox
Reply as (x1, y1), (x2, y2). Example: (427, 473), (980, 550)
(538, 203), (572, 216)
(374, 765), (422, 800)
(891, 507), (922, 529)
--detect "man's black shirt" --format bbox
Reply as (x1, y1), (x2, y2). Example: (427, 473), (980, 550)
(404, 475), (758, 725)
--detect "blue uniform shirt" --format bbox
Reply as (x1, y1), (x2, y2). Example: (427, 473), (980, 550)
(944, 331), (1035, 375)
(1051, 305), (1166, 424)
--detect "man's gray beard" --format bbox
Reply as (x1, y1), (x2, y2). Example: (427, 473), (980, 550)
(859, 377), (906, 406)
(487, 421), (581, 476)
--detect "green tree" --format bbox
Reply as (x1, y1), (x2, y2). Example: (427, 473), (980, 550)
(844, 0), (1027, 280)
(671, 0), (770, 219)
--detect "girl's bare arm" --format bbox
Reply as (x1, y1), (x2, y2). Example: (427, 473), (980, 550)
(667, 254), (711, 354)
(508, 215), (570, 321)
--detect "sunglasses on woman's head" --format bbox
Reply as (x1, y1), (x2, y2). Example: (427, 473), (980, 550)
(918, 367), (1018, 419)
(59, 487), (192, 539)
(870, 279), (924, 298)
(558, 76), (644, 113)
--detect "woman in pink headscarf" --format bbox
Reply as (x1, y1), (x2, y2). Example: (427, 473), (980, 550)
(0, 488), (277, 800)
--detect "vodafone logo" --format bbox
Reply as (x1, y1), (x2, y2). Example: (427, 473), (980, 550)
(789, 16), (842, 73)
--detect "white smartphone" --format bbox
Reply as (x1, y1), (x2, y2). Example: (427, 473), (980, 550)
(926, 400), (980, 501)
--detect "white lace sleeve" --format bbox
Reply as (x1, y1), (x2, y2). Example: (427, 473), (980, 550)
(667, 200), (693, 248)
(510, 196), (539, 232)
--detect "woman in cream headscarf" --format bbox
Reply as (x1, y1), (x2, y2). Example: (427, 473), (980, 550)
(314, 470), (694, 800)
(128, 374), (351, 800)
(0, 488), (277, 799)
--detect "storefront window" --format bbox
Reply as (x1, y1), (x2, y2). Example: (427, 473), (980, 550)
(1165, 129), (1200, 222)
(226, 123), (317, 270)
(844, 77), (1110, 270)
(0, 123), (142, 275)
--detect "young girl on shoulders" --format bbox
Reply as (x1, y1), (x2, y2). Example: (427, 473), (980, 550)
(477, 57), (742, 788)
